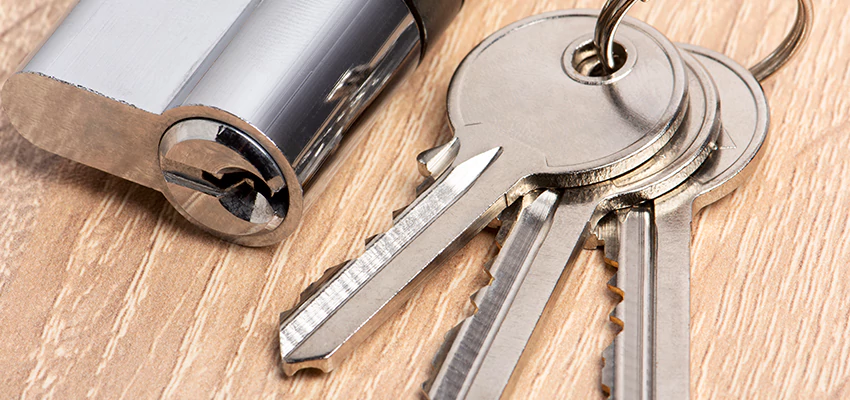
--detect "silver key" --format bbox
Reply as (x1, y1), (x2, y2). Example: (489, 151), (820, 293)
(424, 50), (720, 399)
(599, 206), (655, 400)
(426, 190), (560, 400)
(600, 44), (770, 400)
(278, 10), (690, 374)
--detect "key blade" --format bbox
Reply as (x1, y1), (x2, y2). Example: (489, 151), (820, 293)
(425, 190), (559, 400)
(458, 198), (596, 398)
(651, 200), (694, 399)
(279, 147), (510, 375)
(597, 213), (619, 396)
(601, 207), (655, 400)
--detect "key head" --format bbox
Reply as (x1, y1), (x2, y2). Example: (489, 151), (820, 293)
(447, 10), (688, 188)
(671, 45), (770, 212)
(592, 51), (721, 219)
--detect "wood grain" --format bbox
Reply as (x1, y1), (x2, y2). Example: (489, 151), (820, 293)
(0, 0), (847, 398)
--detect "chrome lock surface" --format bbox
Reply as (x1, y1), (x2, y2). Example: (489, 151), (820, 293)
(1, 0), (462, 246)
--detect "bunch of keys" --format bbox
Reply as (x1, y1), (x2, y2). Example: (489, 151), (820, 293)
(278, 0), (811, 398)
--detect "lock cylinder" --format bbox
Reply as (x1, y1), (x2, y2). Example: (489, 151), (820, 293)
(1, 0), (462, 246)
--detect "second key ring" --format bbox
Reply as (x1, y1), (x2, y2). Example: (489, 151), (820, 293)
(593, 0), (813, 81)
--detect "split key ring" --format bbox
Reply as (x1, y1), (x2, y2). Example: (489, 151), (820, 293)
(593, 0), (813, 81)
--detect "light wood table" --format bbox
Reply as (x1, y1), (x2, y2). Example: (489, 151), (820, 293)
(1, 0), (847, 398)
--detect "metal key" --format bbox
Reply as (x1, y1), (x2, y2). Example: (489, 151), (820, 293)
(423, 49), (720, 399)
(599, 44), (770, 400)
(278, 10), (690, 374)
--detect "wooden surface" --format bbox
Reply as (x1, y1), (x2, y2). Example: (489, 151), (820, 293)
(0, 0), (848, 398)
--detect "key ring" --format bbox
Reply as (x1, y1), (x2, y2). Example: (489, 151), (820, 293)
(593, 0), (813, 81)
(749, 0), (813, 81)
(593, 0), (643, 73)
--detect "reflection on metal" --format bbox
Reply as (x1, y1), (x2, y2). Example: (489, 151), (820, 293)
(2, 0), (464, 245)
(425, 190), (559, 400)
(279, 148), (502, 375)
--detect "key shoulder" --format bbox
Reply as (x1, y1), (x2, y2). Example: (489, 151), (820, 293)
(662, 45), (770, 212)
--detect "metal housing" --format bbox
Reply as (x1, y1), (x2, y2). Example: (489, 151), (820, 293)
(1, 0), (462, 245)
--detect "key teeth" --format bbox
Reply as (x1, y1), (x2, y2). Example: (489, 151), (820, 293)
(422, 253), (498, 396)
(607, 277), (624, 299)
(279, 225), (392, 374)
(392, 205), (409, 220)
(585, 232), (604, 250)
(365, 233), (384, 246)
(482, 257), (496, 277)
(600, 234), (624, 399)
(605, 275), (625, 340)
(603, 250), (619, 268)
(609, 313), (625, 329)
(602, 265), (626, 397)
(601, 341), (616, 398)
(397, 177), (429, 221)
(423, 291), (485, 397)
(493, 220), (513, 248)
(304, 261), (348, 302)
(280, 261), (350, 323)
(400, 177), (433, 220)
(393, 203), (410, 221)
(423, 322), (464, 396)
(288, 218), (397, 322)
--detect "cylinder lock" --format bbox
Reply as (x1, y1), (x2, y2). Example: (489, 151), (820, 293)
(1, 0), (463, 246)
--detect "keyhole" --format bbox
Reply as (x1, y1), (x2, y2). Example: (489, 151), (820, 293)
(201, 170), (289, 223)
(163, 167), (288, 225)
(159, 119), (291, 243)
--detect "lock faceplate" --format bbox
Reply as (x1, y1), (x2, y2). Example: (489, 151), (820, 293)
(160, 119), (290, 244)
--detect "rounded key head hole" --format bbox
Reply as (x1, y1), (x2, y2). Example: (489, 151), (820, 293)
(572, 41), (628, 77)
(562, 36), (636, 85)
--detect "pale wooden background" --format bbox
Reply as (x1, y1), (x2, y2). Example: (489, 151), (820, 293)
(0, 0), (847, 398)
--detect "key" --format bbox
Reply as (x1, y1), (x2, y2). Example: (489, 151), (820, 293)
(423, 49), (720, 399)
(432, 0), (809, 396)
(600, 44), (770, 400)
(599, 206), (654, 400)
(278, 10), (691, 374)
(426, 189), (561, 399)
